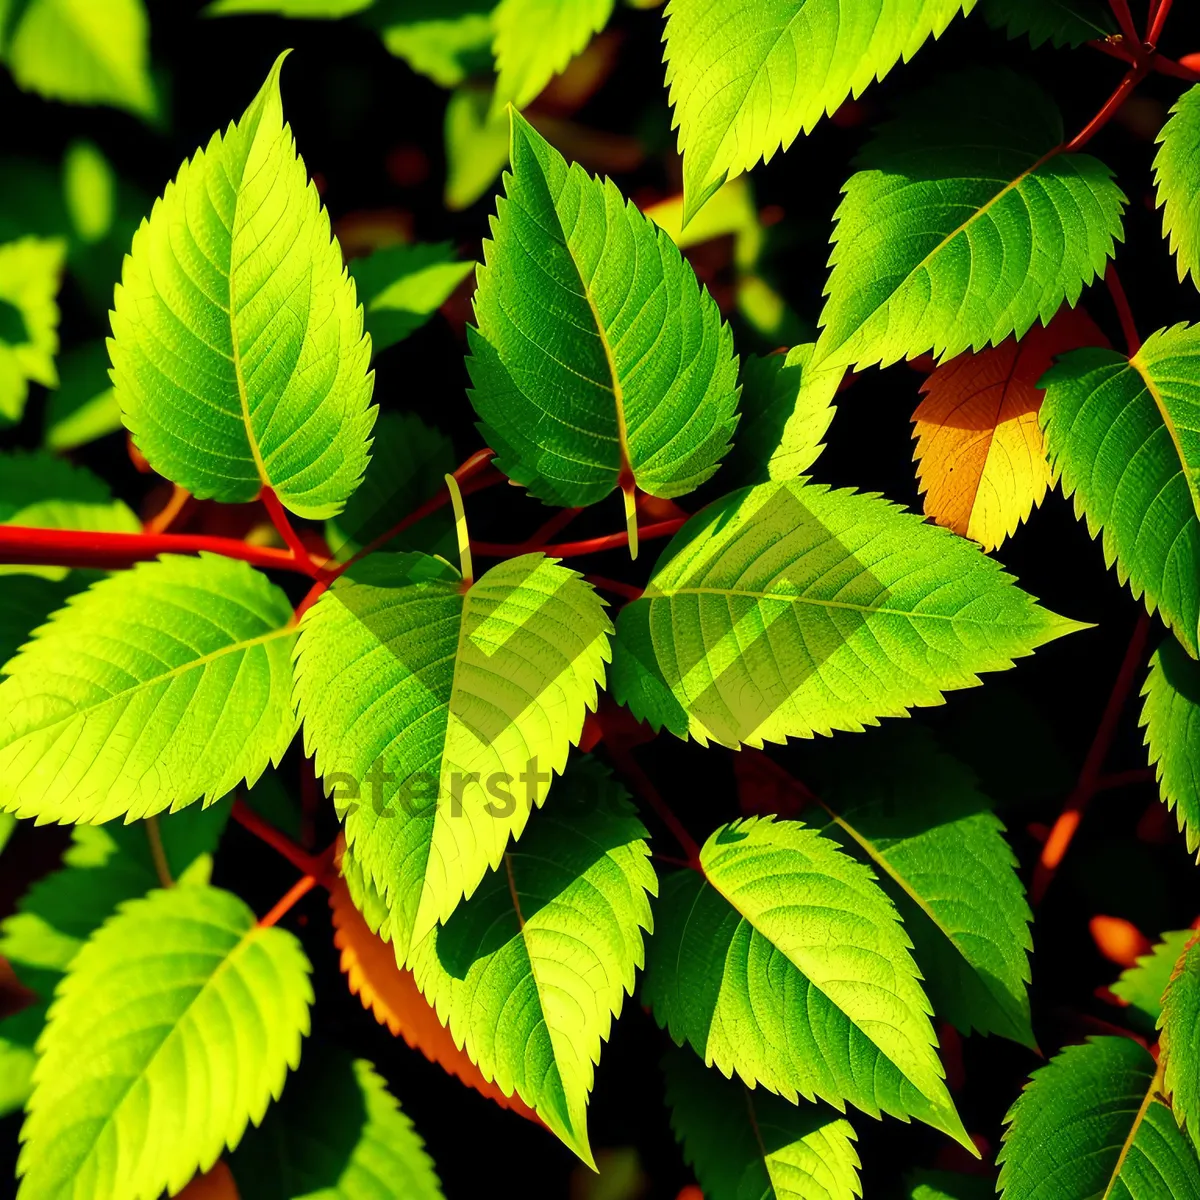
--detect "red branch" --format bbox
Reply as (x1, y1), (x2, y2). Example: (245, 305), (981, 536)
(0, 525), (321, 577)
(232, 798), (329, 878)
(1108, 0), (1140, 46)
(607, 745), (701, 869)
(259, 874), (320, 928)
(474, 518), (687, 560)
(1033, 612), (1153, 904)
(1065, 61), (1151, 152)
(260, 486), (316, 570)
(1148, 0), (1174, 47)
(1106, 264), (1141, 355)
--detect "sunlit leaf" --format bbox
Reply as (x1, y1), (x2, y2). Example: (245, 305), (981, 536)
(369, 0), (495, 89)
(0, 236), (65, 424)
(205, 0), (374, 15)
(1141, 636), (1200, 855)
(443, 85), (511, 211)
(62, 140), (114, 245)
(1154, 84), (1200, 291)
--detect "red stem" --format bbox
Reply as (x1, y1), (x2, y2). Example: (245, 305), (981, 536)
(1108, 0), (1140, 45)
(1033, 612), (1152, 904)
(232, 797), (328, 877)
(474, 518), (687, 561)
(1089, 37), (1138, 65)
(260, 486), (315, 570)
(0, 525), (320, 577)
(1106, 264), (1141, 355)
(144, 484), (193, 535)
(1065, 62), (1150, 153)
(607, 745), (701, 869)
(1148, 0), (1173, 46)
(523, 507), (584, 551)
(259, 874), (320, 928)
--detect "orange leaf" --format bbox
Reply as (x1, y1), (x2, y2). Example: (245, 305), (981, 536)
(175, 1163), (238, 1200)
(328, 876), (540, 1125)
(913, 306), (1108, 551)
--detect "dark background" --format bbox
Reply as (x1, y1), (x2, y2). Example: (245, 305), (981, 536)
(3, 2), (1200, 1196)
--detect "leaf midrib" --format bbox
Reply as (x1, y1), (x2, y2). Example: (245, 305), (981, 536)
(1102, 1059), (1164, 1199)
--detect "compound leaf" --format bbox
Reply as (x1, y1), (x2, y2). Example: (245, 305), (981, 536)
(491, 0), (614, 112)
(328, 869), (540, 1122)
(979, 0), (1113, 48)
(610, 479), (1082, 749)
(0, 236), (66, 423)
(812, 724), (1034, 1046)
(228, 1046), (444, 1200)
(643, 815), (971, 1149)
(816, 70), (1124, 371)
(1113, 930), (1195, 1033)
(1140, 636), (1200, 855)
(409, 759), (656, 1165)
(913, 305), (1107, 551)
(17, 884), (313, 1200)
(1161, 937), (1200, 1154)
(722, 345), (842, 488)
(663, 0), (975, 223)
(999, 1037), (1200, 1200)
(1154, 84), (1200, 291)
(468, 112), (739, 521)
(109, 54), (376, 519)
(0, 0), (156, 118)
(1040, 324), (1200, 657)
(294, 550), (611, 959)
(664, 1044), (861, 1200)
(0, 554), (298, 824)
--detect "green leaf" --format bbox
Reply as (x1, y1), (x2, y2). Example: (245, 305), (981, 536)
(468, 112), (739, 516)
(324, 411), (456, 563)
(1113, 930), (1195, 1033)
(610, 479), (1082, 749)
(812, 724), (1034, 1047)
(0, 574), (80, 666)
(0, 1005), (40, 1119)
(62, 140), (115, 245)
(663, 0), (976, 223)
(646, 176), (764, 272)
(229, 1046), (445, 1199)
(0, 0), (156, 118)
(1162, 937), (1200, 1155)
(0, 236), (65, 424)
(42, 340), (123, 451)
(999, 1037), (1200, 1200)
(206, 0), (374, 15)
(491, 0), (614, 112)
(815, 70), (1125, 371)
(664, 1044), (861, 1200)
(979, 0), (1113, 48)
(1155, 85), (1200, 292)
(721, 345), (842, 487)
(0, 554), (298, 824)
(294, 550), (611, 959)
(17, 884), (313, 1200)
(443, 85), (510, 211)
(643, 815), (972, 1151)
(109, 54), (376, 519)
(0, 451), (139, 580)
(1040, 325), (1200, 656)
(905, 1170), (995, 1200)
(1140, 636), (1200, 854)
(409, 759), (655, 1165)
(349, 243), (475, 357)
(369, 0), (495, 89)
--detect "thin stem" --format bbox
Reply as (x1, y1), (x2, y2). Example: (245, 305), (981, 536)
(1108, 0), (1140, 45)
(445, 473), (474, 587)
(144, 485), (193, 535)
(1095, 767), (1156, 792)
(1033, 612), (1152, 904)
(231, 797), (326, 877)
(0, 525), (321, 577)
(259, 874), (319, 928)
(1106, 264), (1141, 355)
(260, 486), (315, 570)
(1065, 62), (1150, 153)
(1148, 0), (1173, 46)
(607, 745), (701, 869)
(144, 816), (173, 889)
(1089, 37), (1138, 65)
(524, 507), (584, 552)
(474, 517), (687, 560)
(585, 574), (643, 601)
(1149, 52), (1200, 81)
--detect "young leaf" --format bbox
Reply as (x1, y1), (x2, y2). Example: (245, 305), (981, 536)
(722, 345), (842, 488)
(294, 550), (611, 959)
(349, 243), (475, 357)
(610, 479), (1083, 749)
(1154, 85), (1200, 291)
(409, 760), (656, 1165)
(812, 725), (1035, 1046)
(228, 1046), (444, 1200)
(468, 112), (739, 524)
(369, 1), (496, 90)
(816, 71), (1125, 371)
(979, 0), (1113, 48)
(0, 554), (298, 824)
(643, 816), (971, 1150)
(0, 0), (156, 118)
(1113, 929), (1195, 1033)
(323, 411), (456, 563)
(664, 1044), (862, 1200)
(1140, 636), (1200, 854)
(17, 884), (313, 1200)
(913, 306), (1107, 551)
(0, 237), (66, 423)
(999, 1037), (1200, 1200)
(491, 0), (614, 113)
(1161, 937), (1200, 1154)
(1040, 324), (1200, 657)
(662, 0), (975, 223)
(443, 85), (511, 211)
(109, 54), (376, 519)
(328, 869), (540, 1122)
(42, 340), (123, 451)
